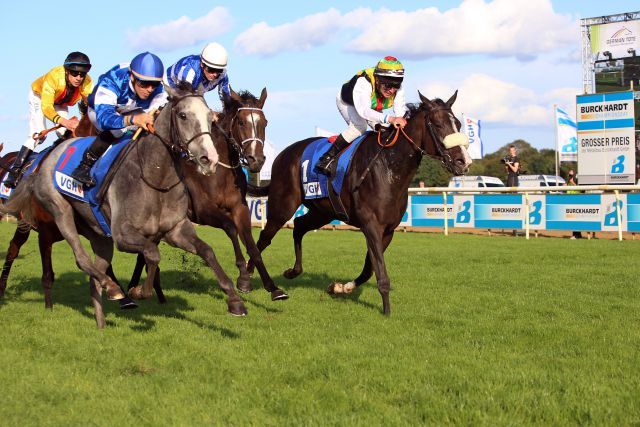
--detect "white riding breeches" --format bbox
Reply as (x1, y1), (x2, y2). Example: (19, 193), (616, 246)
(24, 89), (68, 150)
(336, 94), (369, 143)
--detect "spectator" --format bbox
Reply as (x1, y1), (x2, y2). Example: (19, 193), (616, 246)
(503, 145), (520, 187)
(565, 169), (582, 239)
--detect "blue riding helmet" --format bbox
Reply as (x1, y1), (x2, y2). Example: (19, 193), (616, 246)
(130, 52), (164, 82)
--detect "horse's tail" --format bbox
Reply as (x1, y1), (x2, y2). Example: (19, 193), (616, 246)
(0, 174), (37, 226)
(247, 183), (270, 197)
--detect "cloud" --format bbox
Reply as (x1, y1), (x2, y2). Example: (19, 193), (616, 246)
(235, 0), (576, 61)
(127, 7), (233, 52)
(418, 73), (579, 127)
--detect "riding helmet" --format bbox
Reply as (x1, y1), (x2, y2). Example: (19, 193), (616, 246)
(130, 52), (164, 82)
(374, 56), (404, 82)
(63, 51), (92, 72)
(201, 42), (228, 70)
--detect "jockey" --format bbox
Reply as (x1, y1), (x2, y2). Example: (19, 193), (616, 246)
(165, 42), (230, 99)
(315, 56), (408, 176)
(4, 52), (93, 188)
(70, 52), (168, 187)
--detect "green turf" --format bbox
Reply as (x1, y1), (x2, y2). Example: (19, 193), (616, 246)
(0, 221), (639, 425)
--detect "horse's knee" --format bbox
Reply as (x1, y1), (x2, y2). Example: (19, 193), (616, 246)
(377, 278), (391, 294)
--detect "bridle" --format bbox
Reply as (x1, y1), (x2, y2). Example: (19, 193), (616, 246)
(137, 93), (215, 191)
(149, 94), (215, 163)
(215, 106), (265, 169)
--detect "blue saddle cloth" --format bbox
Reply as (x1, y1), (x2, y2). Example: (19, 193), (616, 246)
(300, 133), (367, 200)
(0, 147), (54, 200)
(53, 136), (133, 236)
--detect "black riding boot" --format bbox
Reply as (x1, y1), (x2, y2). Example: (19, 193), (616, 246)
(4, 146), (33, 189)
(70, 132), (114, 187)
(314, 134), (349, 176)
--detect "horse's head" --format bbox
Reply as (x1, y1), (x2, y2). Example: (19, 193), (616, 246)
(222, 87), (268, 173)
(163, 85), (218, 175)
(416, 90), (472, 175)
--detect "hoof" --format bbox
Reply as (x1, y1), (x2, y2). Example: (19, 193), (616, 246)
(271, 289), (289, 301)
(228, 299), (248, 317)
(106, 287), (125, 301)
(283, 268), (301, 279)
(118, 297), (139, 310)
(128, 286), (151, 300)
(236, 279), (253, 294)
(327, 282), (344, 295)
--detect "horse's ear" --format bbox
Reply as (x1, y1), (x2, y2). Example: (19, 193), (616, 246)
(258, 87), (267, 108)
(445, 90), (458, 108)
(418, 91), (430, 105)
(164, 84), (178, 101)
(229, 85), (243, 103)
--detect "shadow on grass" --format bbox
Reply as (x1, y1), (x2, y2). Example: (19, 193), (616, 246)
(2, 270), (240, 338)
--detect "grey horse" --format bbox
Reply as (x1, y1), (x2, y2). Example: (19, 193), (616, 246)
(2, 86), (247, 328)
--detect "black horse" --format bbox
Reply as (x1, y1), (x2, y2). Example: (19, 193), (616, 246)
(247, 91), (471, 315)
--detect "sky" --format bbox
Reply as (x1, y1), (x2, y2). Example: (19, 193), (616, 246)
(0, 0), (636, 155)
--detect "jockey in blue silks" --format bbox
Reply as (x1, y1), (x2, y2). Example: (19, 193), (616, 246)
(165, 42), (230, 99)
(71, 52), (168, 187)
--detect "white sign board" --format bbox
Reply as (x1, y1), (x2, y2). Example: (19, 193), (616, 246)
(576, 91), (635, 185)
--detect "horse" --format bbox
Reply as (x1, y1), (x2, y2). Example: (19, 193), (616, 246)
(246, 91), (471, 315)
(0, 127), (138, 310)
(127, 87), (289, 301)
(2, 85), (247, 328)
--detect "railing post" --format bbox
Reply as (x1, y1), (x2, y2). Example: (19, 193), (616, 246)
(615, 190), (622, 241)
(524, 192), (530, 240)
(443, 191), (449, 236)
(260, 198), (266, 230)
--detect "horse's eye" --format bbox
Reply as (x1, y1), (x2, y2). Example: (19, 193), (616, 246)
(178, 112), (187, 120)
(238, 120), (245, 126)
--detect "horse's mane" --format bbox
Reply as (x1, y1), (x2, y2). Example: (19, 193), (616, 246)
(218, 90), (259, 125)
(406, 98), (447, 119)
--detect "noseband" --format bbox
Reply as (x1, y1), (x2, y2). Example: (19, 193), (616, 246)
(152, 94), (215, 163)
(215, 106), (265, 168)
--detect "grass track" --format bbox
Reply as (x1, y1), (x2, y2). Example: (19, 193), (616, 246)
(0, 221), (639, 425)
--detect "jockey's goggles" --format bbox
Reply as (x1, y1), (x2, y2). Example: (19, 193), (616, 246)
(135, 78), (161, 89)
(380, 80), (402, 90)
(68, 70), (87, 78)
(202, 64), (224, 75)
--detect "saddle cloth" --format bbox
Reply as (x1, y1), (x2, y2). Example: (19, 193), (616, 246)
(53, 136), (134, 236)
(0, 147), (55, 200)
(300, 133), (367, 200)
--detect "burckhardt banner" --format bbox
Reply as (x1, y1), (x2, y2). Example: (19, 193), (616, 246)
(590, 20), (640, 60)
(576, 91), (635, 184)
(556, 107), (578, 162)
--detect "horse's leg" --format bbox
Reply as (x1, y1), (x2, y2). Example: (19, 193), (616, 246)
(128, 253), (165, 304)
(360, 222), (392, 315)
(87, 236), (117, 329)
(231, 206), (288, 300)
(284, 210), (331, 280)
(45, 204), (124, 302)
(0, 221), (31, 298)
(105, 265), (139, 310)
(219, 217), (253, 294)
(338, 230), (395, 295)
(37, 229), (55, 309)
(164, 219), (247, 316)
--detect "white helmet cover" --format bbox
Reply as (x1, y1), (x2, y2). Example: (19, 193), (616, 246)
(201, 42), (228, 69)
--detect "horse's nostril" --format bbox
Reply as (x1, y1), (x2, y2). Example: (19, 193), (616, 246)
(200, 156), (211, 165)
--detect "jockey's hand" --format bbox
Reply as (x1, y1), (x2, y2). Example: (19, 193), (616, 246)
(60, 116), (80, 132)
(389, 116), (407, 129)
(132, 113), (155, 131)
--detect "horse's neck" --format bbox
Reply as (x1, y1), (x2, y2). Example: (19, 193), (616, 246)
(135, 112), (182, 186)
(374, 121), (424, 186)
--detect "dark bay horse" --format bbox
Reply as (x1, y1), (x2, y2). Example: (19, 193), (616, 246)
(2, 86), (247, 328)
(0, 123), (137, 310)
(247, 91), (471, 315)
(128, 87), (289, 300)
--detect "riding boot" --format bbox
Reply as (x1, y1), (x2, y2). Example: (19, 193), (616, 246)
(4, 146), (33, 189)
(70, 132), (114, 187)
(314, 134), (349, 176)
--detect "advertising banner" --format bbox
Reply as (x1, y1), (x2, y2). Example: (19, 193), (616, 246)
(526, 194), (546, 231)
(600, 193), (626, 231)
(627, 193), (640, 231)
(590, 20), (640, 60)
(556, 106), (578, 162)
(576, 91), (636, 184)
(474, 194), (523, 229)
(453, 195), (474, 228)
(411, 194), (454, 228)
(546, 194), (601, 231)
(462, 115), (483, 159)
